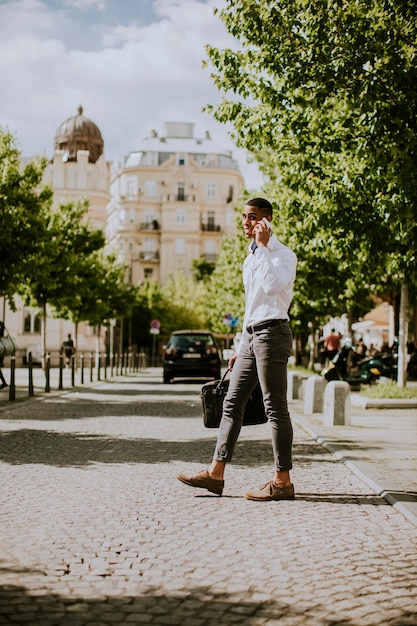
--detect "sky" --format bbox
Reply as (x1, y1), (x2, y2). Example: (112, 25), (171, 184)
(0, 0), (263, 190)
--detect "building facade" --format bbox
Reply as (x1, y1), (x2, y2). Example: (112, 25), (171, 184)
(44, 105), (110, 230)
(3, 107), (111, 362)
(3, 115), (244, 363)
(106, 122), (244, 284)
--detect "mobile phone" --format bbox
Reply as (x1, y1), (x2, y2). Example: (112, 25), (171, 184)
(262, 217), (272, 230)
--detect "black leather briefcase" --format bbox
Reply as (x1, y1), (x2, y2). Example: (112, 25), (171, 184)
(201, 370), (268, 428)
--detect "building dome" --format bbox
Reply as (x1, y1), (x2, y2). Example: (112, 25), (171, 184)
(54, 106), (104, 164)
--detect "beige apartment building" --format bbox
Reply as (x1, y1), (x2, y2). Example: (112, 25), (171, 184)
(3, 112), (244, 363)
(106, 121), (244, 284)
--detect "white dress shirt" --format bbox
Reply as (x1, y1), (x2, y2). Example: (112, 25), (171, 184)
(241, 233), (297, 331)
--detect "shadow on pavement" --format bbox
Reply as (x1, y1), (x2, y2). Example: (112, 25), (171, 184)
(1, 582), (414, 626)
(0, 399), (201, 420)
(0, 427), (396, 507)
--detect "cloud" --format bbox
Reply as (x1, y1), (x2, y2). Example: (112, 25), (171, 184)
(0, 0), (263, 189)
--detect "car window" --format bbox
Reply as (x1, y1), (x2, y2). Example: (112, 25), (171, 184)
(169, 334), (215, 349)
(170, 336), (190, 349)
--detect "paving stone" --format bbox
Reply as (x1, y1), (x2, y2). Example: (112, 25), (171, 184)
(0, 371), (415, 625)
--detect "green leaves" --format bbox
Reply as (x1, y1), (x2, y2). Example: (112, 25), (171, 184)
(0, 130), (53, 302)
(205, 0), (417, 325)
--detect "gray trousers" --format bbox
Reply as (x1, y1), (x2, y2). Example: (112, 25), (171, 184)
(213, 321), (293, 472)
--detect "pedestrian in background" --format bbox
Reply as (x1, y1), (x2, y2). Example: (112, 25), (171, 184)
(324, 328), (341, 364)
(177, 197), (297, 501)
(62, 333), (75, 367)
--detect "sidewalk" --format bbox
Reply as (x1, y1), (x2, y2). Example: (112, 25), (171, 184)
(0, 368), (416, 625)
(290, 397), (417, 527)
(0, 365), (124, 406)
(1, 366), (417, 527)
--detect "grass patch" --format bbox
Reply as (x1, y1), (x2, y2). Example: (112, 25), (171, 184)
(360, 382), (417, 399)
(288, 365), (315, 377)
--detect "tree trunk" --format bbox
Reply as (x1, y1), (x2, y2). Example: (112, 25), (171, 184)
(397, 283), (409, 388)
(74, 321), (78, 370)
(95, 324), (101, 375)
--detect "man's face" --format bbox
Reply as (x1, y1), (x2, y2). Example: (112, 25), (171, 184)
(241, 205), (268, 239)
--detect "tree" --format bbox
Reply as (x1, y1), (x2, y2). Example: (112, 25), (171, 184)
(205, 0), (417, 381)
(53, 251), (137, 352)
(21, 200), (106, 364)
(0, 129), (53, 304)
(206, 234), (246, 334)
(192, 257), (215, 283)
(159, 272), (209, 338)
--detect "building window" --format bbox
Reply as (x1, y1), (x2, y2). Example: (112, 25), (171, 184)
(207, 211), (215, 229)
(207, 183), (216, 198)
(144, 268), (153, 279)
(144, 237), (154, 254)
(204, 239), (217, 263)
(175, 237), (186, 254)
(23, 314), (30, 333)
(177, 153), (186, 166)
(127, 179), (135, 199)
(176, 209), (186, 225)
(145, 180), (156, 196)
(23, 310), (41, 334)
(227, 186), (234, 203)
(177, 183), (185, 201)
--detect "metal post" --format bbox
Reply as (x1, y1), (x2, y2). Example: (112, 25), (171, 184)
(90, 352), (93, 383)
(28, 352), (34, 396)
(45, 353), (50, 393)
(71, 354), (75, 386)
(58, 354), (64, 390)
(80, 353), (84, 384)
(8, 356), (15, 401)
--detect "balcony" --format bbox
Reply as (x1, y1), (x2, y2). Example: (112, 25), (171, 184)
(139, 251), (160, 262)
(201, 223), (221, 232)
(139, 220), (160, 231)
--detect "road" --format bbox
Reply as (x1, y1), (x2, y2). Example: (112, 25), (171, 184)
(0, 369), (416, 625)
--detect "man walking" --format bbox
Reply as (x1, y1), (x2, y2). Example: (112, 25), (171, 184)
(177, 197), (297, 500)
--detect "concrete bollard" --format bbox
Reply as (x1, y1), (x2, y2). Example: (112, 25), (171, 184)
(323, 380), (351, 426)
(304, 375), (325, 414)
(287, 370), (302, 400)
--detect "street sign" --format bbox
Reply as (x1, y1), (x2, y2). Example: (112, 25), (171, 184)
(150, 319), (161, 329)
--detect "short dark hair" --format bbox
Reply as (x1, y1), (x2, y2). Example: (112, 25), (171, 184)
(246, 197), (273, 214)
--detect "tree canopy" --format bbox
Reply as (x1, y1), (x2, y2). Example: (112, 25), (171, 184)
(0, 129), (53, 304)
(205, 0), (417, 328)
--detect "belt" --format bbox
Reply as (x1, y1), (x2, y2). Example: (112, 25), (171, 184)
(246, 319), (287, 334)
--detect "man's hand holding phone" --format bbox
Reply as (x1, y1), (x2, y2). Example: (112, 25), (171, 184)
(253, 216), (272, 248)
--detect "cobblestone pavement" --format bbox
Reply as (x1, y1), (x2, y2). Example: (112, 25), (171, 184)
(0, 371), (416, 626)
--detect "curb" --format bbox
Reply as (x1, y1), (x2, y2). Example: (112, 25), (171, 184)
(293, 413), (417, 528)
(350, 393), (417, 409)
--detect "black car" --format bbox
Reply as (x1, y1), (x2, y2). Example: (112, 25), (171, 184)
(163, 330), (222, 383)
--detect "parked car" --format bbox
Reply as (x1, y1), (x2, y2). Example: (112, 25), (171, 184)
(163, 330), (222, 383)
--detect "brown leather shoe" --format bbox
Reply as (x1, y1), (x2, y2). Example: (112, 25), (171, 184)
(245, 481), (295, 501)
(177, 469), (224, 496)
